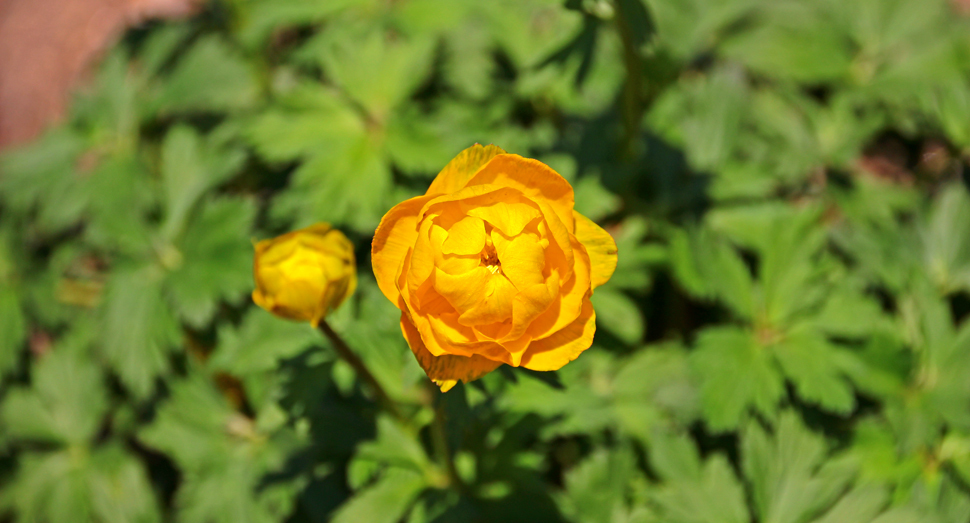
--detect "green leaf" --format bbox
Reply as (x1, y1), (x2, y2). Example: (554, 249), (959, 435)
(646, 427), (702, 483)
(809, 486), (889, 523)
(384, 106), (463, 176)
(81, 154), (155, 255)
(137, 23), (193, 77)
(0, 444), (160, 523)
(608, 218), (664, 292)
(0, 347), (108, 445)
(99, 265), (181, 399)
(591, 288), (644, 345)
(159, 125), (246, 240)
(0, 282), (25, 380)
(0, 129), (86, 233)
(690, 326), (783, 431)
(208, 309), (318, 376)
(271, 134), (393, 232)
(235, 0), (363, 48)
(139, 376), (305, 523)
(361, 416), (432, 474)
(719, 3), (853, 82)
(573, 173), (622, 222)
(165, 198), (256, 327)
(154, 35), (259, 115)
(668, 226), (754, 318)
(652, 454), (749, 523)
(922, 183), (970, 294)
(313, 29), (435, 118)
(742, 413), (847, 523)
(331, 468), (427, 523)
(503, 345), (697, 443)
(244, 83), (364, 163)
(647, 68), (747, 172)
(559, 446), (650, 523)
(772, 329), (856, 414)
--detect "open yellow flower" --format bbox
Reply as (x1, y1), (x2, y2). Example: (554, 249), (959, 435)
(253, 223), (357, 326)
(372, 145), (617, 391)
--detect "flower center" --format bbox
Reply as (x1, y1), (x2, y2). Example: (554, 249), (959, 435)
(480, 237), (502, 275)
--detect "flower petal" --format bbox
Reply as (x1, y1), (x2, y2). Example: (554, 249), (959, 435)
(524, 233), (591, 339)
(573, 211), (617, 291)
(509, 270), (560, 340)
(441, 215), (487, 255)
(520, 298), (596, 371)
(426, 144), (507, 196)
(372, 195), (435, 305)
(492, 231), (546, 289)
(457, 273), (516, 326)
(466, 200), (542, 237)
(466, 154), (575, 231)
(434, 266), (490, 313)
(401, 313), (503, 391)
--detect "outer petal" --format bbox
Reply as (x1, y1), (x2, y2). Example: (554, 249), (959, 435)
(573, 211), (617, 291)
(372, 195), (436, 305)
(466, 154), (576, 231)
(525, 233), (591, 340)
(401, 313), (503, 392)
(520, 298), (596, 371)
(426, 144), (507, 196)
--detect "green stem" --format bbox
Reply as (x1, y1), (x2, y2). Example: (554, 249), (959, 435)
(426, 381), (465, 492)
(615, 2), (645, 161)
(317, 320), (406, 423)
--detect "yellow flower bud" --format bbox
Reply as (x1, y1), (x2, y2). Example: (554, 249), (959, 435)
(252, 223), (357, 326)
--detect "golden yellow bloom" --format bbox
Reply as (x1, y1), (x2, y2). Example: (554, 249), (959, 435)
(372, 145), (617, 391)
(253, 223), (357, 326)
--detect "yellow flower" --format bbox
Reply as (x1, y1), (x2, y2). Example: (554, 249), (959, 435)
(372, 145), (617, 391)
(253, 223), (357, 326)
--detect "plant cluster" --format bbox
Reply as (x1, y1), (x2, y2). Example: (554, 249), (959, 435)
(2, 0), (970, 522)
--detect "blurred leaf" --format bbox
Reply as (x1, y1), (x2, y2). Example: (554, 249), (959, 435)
(235, 0), (364, 48)
(772, 330), (855, 413)
(355, 416), (432, 477)
(0, 282), (25, 379)
(742, 413), (848, 523)
(668, 227), (754, 319)
(330, 468), (427, 523)
(559, 446), (654, 523)
(159, 125), (246, 240)
(652, 454), (748, 523)
(245, 83), (365, 163)
(99, 265), (181, 399)
(647, 68), (747, 173)
(165, 198), (256, 327)
(139, 375), (305, 523)
(720, 3), (853, 83)
(0, 444), (160, 523)
(690, 326), (782, 432)
(921, 184), (970, 294)
(504, 345), (697, 443)
(154, 35), (259, 114)
(313, 29), (435, 118)
(0, 130), (86, 233)
(574, 174), (622, 222)
(0, 347), (107, 445)
(209, 309), (318, 376)
(591, 289), (644, 344)
(607, 218), (664, 292)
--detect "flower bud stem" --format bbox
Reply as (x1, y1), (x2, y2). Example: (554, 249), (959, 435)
(317, 320), (406, 423)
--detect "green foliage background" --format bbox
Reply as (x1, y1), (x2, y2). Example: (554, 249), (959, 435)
(3, 0), (970, 521)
